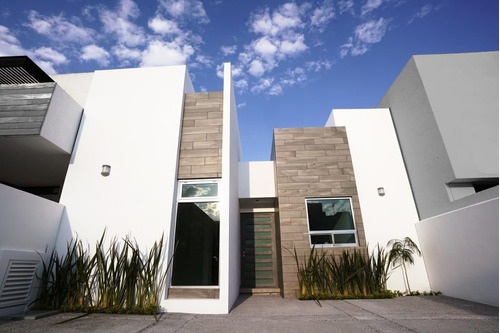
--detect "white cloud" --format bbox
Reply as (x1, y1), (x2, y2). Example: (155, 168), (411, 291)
(340, 18), (388, 58)
(340, 36), (370, 57)
(338, 0), (354, 15)
(112, 44), (142, 60)
(0, 25), (26, 56)
(159, 0), (209, 24)
(279, 34), (307, 55)
(361, 0), (383, 16)
(237, 102), (246, 108)
(220, 45), (237, 56)
(35, 60), (57, 75)
(280, 67), (307, 86)
(195, 54), (213, 66)
(268, 84), (283, 95)
(234, 79), (248, 89)
(306, 60), (332, 72)
(355, 18), (388, 43)
(408, 4), (436, 24)
(99, 0), (145, 47)
(34, 47), (68, 64)
(250, 3), (304, 37)
(310, 0), (335, 32)
(253, 37), (278, 59)
(231, 66), (243, 78)
(251, 77), (273, 93)
(0, 26), (64, 73)
(216, 63), (224, 78)
(27, 11), (95, 43)
(81, 44), (111, 66)
(241, 2), (310, 81)
(148, 15), (181, 35)
(248, 59), (266, 77)
(140, 39), (194, 67)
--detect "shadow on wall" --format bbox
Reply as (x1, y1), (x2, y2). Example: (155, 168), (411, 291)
(69, 113), (85, 165)
(53, 208), (74, 256)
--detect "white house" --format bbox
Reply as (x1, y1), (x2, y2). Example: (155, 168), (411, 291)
(0, 51), (497, 317)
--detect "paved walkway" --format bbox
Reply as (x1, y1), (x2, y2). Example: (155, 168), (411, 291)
(0, 295), (498, 332)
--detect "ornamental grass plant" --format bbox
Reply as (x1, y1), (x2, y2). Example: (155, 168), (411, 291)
(35, 231), (171, 315)
(290, 245), (392, 300)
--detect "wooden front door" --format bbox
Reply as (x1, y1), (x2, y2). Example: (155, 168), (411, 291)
(240, 213), (278, 289)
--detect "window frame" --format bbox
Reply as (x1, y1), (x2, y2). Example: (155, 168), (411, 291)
(170, 179), (221, 288)
(305, 197), (358, 248)
(177, 179), (220, 203)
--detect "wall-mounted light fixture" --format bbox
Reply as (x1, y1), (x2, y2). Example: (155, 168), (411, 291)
(101, 165), (111, 177)
(377, 187), (385, 196)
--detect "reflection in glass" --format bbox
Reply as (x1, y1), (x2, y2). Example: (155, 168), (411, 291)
(307, 199), (355, 231)
(172, 202), (219, 286)
(181, 183), (218, 198)
(311, 234), (333, 245)
(334, 233), (356, 244)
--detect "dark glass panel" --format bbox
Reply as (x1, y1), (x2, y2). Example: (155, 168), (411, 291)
(172, 202), (219, 286)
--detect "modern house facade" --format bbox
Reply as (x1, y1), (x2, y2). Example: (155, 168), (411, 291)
(0, 51), (497, 316)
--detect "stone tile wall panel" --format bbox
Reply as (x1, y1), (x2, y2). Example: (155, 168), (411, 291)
(273, 126), (367, 298)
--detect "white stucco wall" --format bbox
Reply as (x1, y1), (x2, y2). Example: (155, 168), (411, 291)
(41, 85), (83, 154)
(327, 109), (430, 292)
(58, 66), (192, 286)
(415, 52), (499, 180)
(0, 184), (64, 316)
(239, 161), (276, 198)
(415, 198), (499, 306)
(0, 183), (64, 254)
(51, 72), (94, 108)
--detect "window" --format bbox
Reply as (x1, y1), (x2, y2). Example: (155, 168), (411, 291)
(305, 198), (357, 247)
(171, 180), (220, 286)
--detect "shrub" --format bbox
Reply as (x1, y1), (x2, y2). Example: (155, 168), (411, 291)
(35, 230), (171, 315)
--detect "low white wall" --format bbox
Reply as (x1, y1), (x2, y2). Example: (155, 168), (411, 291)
(0, 184), (64, 316)
(416, 198), (499, 306)
(327, 109), (430, 292)
(0, 183), (64, 254)
(239, 161), (276, 198)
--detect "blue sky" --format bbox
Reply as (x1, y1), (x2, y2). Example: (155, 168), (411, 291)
(0, 0), (498, 161)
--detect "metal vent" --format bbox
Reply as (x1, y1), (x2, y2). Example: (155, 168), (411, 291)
(0, 260), (39, 308)
(0, 56), (54, 84)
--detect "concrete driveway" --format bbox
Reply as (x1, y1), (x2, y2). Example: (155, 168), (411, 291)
(0, 295), (497, 332)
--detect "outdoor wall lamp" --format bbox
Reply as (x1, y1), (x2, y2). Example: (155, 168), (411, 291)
(378, 187), (385, 196)
(101, 165), (111, 177)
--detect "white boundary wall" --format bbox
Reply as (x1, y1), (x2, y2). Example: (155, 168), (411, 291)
(0, 184), (64, 316)
(0, 184), (64, 254)
(327, 109), (430, 292)
(416, 198), (499, 306)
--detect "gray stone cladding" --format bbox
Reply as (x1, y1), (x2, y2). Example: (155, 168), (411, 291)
(178, 92), (223, 179)
(273, 126), (367, 298)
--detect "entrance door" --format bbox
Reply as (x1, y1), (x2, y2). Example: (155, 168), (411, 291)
(240, 213), (278, 289)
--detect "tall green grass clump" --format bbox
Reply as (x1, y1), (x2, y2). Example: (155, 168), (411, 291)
(35, 231), (171, 315)
(290, 245), (392, 300)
